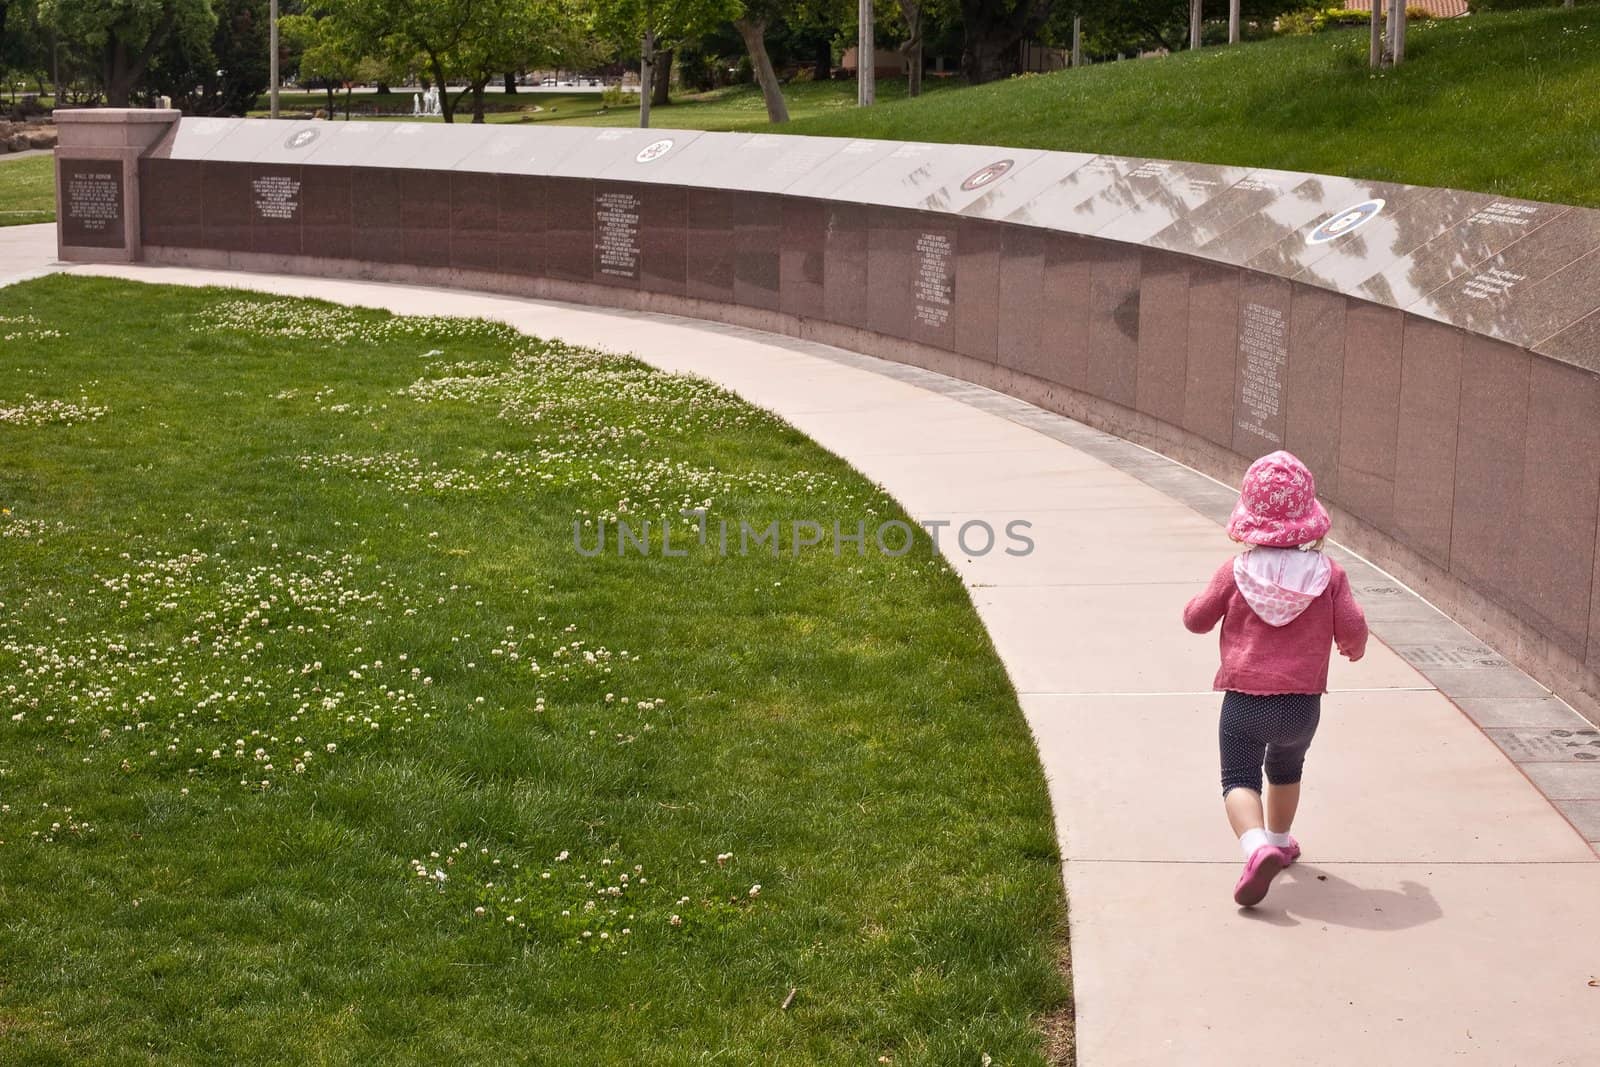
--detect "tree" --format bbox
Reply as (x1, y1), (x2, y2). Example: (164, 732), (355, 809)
(149, 0), (268, 115)
(959, 0), (1051, 83)
(732, 0), (788, 122)
(39, 0), (215, 106)
(593, 0), (737, 126)
(450, 0), (591, 123)
(314, 0), (478, 121)
(279, 11), (364, 115)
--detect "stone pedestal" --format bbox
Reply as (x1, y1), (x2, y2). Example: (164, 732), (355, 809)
(53, 108), (180, 263)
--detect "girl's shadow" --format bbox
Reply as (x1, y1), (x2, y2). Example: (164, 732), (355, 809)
(1239, 865), (1442, 930)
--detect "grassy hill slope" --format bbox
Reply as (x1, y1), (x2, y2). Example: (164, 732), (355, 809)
(773, 7), (1600, 206)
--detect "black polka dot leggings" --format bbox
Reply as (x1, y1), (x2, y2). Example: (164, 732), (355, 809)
(1219, 691), (1322, 796)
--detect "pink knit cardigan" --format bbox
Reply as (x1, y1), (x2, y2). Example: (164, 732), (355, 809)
(1183, 556), (1369, 695)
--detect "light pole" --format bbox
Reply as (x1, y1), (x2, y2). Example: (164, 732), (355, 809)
(269, 0), (280, 119)
(857, 0), (874, 106)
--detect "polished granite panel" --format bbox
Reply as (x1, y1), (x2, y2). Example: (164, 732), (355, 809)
(1088, 161), (1251, 245)
(254, 123), (341, 165)
(1540, 309), (1600, 373)
(248, 165), (304, 256)
(299, 164), (352, 261)
(553, 127), (706, 179)
(139, 156), (203, 248)
(453, 126), (593, 176)
(201, 160), (253, 252)
(337, 122), (483, 170)
(1336, 302), (1404, 529)
(295, 120), (396, 166)
(1247, 178), (1418, 281)
(823, 202), (871, 331)
(733, 192), (782, 310)
(1147, 168), (1308, 257)
(778, 198), (827, 319)
(1084, 239), (1141, 408)
(827, 141), (1047, 215)
(1182, 261), (1240, 449)
(449, 171), (500, 273)
(1410, 208), (1600, 349)
(1029, 232), (1094, 390)
(399, 169), (452, 266)
(685, 187), (737, 303)
(592, 181), (644, 288)
(1393, 317), (1464, 566)
(958, 153), (1096, 222)
(202, 118), (311, 163)
(1212, 174), (1392, 271)
(1133, 250), (1190, 426)
(1283, 282), (1346, 500)
(351, 167), (403, 263)
(704, 134), (859, 194)
(1294, 187), (1492, 298)
(1450, 334), (1530, 606)
(1360, 196), (1571, 309)
(1514, 357), (1600, 658)
(781, 139), (904, 201)
(542, 177), (594, 282)
(997, 225), (1048, 378)
(1231, 273), (1293, 456)
(1003, 155), (1147, 235)
(952, 217), (999, 359)
(158, 115), (236, 159)
(640, 183), (688, 297)
(495, 173), (545, 277)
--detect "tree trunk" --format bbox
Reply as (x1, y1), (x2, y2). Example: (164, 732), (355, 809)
(1390, 0), (1406, 64)
(428, 54), (455, 122)
(1369, 0), (1383, 67)
(897, 0), (923, 96)
(471, 79), (488, 122)
(325, 82), (335, 115)
(734, 19), (789, 123)
(639, 30), (654, 128)
(651, 49), (672, 106)
(343, 84), (354, 119)
(503, 72), (517, 94)
(958, 0), (1046, 84)
(376, 81), (392, 94)
(101, 8), (178, 107)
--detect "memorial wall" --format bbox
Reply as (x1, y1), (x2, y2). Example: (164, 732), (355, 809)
(55, 110), (1600, 717)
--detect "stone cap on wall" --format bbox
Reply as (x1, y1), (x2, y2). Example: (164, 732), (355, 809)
(110, 113), (1600, 366)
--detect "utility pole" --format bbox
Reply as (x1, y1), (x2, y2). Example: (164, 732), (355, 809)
(1071, 14), (1082, 68)
(858, 0), (875, 106)
(1228, 0), (1240, 44)
(269, 0), (280, 118)
(1389, 0), (1406, 65)
(1189, 0), (1202, 50)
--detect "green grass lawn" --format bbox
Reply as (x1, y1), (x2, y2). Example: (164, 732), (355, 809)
(0, 153), (55, 227)
(0, 275), (1069, 1065)
(777, 7), (1600, 206)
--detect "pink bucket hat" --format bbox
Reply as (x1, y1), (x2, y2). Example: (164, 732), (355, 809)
(1226, 450), (1331, 548)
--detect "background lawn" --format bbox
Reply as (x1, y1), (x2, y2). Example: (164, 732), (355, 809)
(0, 275), (1069, 1065)
(0, 153), (54, 227)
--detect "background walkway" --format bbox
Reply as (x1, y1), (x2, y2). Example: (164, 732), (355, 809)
(5, 228), (1598, 1064)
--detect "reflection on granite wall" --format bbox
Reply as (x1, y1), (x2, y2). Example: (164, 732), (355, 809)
(114, 130), (1600, 717)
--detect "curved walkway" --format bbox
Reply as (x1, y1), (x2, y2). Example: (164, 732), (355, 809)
(5, 224), (1599, 1064)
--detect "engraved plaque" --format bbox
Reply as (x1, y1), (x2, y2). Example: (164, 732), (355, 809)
(61, 159), (125, 248)
(595, 188), (642, 282)
(913, 229), (955, 331)
(251, 173), (301, 220)
(1235, 300), (1288, 446)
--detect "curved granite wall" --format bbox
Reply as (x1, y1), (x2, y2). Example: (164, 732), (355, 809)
(55, 110), (1600, 719)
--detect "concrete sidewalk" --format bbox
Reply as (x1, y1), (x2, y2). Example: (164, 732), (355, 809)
(6, 242), (1599, 1064)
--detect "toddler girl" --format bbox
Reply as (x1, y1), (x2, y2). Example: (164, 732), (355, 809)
(1183, 451), (1368, 906)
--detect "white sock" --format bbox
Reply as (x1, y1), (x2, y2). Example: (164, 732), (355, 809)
(1239, 828), (1270, 857)
(1264, 830), (1293, 847)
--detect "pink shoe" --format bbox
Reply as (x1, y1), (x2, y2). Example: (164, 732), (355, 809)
(1280, 835), (1301, 865)
(1233, 845), (1289, 907)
